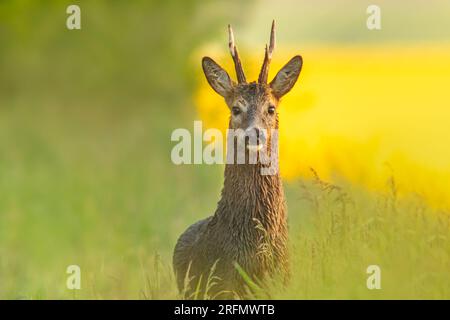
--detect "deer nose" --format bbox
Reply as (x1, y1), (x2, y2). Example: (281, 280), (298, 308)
(245, 127), (267, 145)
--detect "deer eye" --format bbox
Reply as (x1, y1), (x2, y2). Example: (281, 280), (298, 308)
(232, 106), (241, 116)
(268, 105), (276, 115)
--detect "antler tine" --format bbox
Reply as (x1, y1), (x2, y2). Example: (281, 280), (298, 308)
(228, 24), (247, 84)
(258, 20), (276, 84)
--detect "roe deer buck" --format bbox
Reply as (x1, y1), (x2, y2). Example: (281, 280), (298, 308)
(173, 21), (303, 298)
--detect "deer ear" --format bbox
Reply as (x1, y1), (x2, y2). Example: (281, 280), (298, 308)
(270, 55), (302, 98)
(202, 57), (234, 97)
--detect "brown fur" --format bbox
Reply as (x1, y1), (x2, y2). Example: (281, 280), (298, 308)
(173, 23), (302, 299)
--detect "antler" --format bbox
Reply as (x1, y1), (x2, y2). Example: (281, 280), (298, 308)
(228, 24), (247, 84)
(258, 20), (276, 84)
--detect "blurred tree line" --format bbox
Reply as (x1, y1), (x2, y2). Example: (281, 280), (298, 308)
(0, 0), (252, 111)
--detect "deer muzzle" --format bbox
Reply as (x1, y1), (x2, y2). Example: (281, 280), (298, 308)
(245, 127), (267, 152)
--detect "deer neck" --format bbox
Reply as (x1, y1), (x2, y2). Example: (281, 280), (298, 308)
(214, 162), (286, 231)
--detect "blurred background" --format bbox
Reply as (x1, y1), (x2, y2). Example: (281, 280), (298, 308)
(0, 0), (449, 299)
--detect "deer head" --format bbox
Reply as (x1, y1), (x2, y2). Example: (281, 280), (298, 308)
(202, 21), (302, 156)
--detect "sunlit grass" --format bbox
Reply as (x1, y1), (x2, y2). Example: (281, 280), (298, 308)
(278, 173), (449, 299)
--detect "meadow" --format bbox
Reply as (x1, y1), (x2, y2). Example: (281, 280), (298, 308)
(0, 0), (449, 299)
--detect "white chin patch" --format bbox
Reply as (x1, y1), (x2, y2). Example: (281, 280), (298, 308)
(246, 144), (264, 152)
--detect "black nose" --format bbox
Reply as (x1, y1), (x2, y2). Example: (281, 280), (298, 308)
(245, 127), (266, 145)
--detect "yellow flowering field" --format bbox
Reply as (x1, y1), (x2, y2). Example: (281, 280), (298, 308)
(195, 44), (450, 209)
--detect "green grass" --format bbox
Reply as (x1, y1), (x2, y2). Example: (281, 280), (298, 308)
(0, 102), (218, 299)
(276, 173), (449, 299)
(0, 102), (448, 299)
